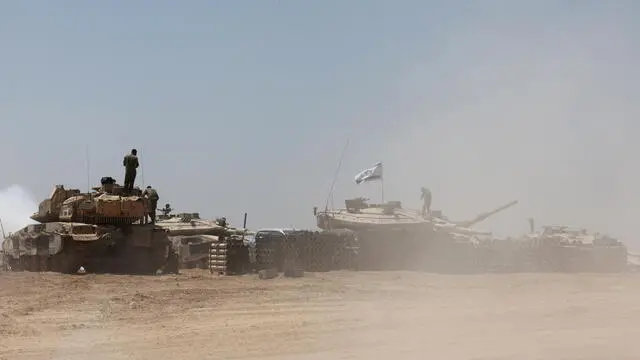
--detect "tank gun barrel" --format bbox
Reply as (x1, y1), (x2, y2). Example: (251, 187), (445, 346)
(433, 222), (492, 236)
(454, 200), (518, 228)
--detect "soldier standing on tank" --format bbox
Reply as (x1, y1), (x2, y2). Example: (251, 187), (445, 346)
(123, 149), (139, 194)
(421, 187), (432, 217)
(142, 185), (160, 224)
(160, 203), (172, 219)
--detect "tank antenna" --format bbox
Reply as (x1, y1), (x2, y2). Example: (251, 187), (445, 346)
(0, 218), (6, 240)
(324, 139), (349, 212)
(140, 154), (145, 188)
(85, 143), (90, 194)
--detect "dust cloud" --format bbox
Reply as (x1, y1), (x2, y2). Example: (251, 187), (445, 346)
(377, 3), (640, 247)
(0, 185), (37, 237)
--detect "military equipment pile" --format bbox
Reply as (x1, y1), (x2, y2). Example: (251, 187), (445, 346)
(0, 167), (632, 277)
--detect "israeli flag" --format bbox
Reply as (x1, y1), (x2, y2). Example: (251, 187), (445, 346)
(354, 162), (383, 184)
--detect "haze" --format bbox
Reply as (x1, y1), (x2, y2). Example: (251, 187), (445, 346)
(1, 1), (639, 247)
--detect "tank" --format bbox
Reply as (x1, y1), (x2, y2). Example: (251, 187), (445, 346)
(520, 225), (628, 272)
(154, 205), (249, 270)
(315, 198), (516, 234)
(155, 208), (245, 237)
(0, 177), (179, 275)
(314, 198), (518, 272)
(171, 234), (219, 269)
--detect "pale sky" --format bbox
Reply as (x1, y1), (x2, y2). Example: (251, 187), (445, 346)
(1, 1), (639, 247)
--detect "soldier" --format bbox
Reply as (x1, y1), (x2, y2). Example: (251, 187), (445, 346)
(160, 203), (173, 218)
(123, 149), (139, 194)
(420, 187), (432, 217)
(528, 218), (535, 234)
(216, 217), (228, 227)
(142, 185), (159, 224)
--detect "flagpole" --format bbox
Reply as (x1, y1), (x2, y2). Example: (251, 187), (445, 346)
(381, 164), (384, 203)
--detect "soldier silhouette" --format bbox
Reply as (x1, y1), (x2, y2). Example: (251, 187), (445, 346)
(142, 185), (159, 224)
(160, 203), (173, 218)
(420, 187), (432, 217)
(123, 149), (139, 194)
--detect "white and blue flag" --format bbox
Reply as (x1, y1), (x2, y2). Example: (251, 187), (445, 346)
(354, 162), (383, 184)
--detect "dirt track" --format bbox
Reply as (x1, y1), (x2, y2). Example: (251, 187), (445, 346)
(1, 270), (640, 360)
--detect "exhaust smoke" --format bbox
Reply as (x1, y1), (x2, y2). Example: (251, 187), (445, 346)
(0, 185), (37, 238)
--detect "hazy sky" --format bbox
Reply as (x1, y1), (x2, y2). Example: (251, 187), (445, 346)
(1, 1), (639, 245)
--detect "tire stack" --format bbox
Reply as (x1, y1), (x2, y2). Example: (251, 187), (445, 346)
(281, 233), (304, 278)
(298, 231), (333, 272)
(227, 236), (250, 275)
(255, 236), (282, 271)
(318, 229), (359, 271)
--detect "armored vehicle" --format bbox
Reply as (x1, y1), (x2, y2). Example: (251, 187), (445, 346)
(314, 198), (518, 271)
(171, 234), (218, 269)
(315, 198), (517, 233)
(462, 224), (630, 273)
(154, 207), (249, 270)
(1, 177), (178, 274)
(521, 225), (628, 272)
(155, 209), (245, 237)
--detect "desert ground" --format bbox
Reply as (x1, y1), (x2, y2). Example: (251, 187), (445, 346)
(1, 270), (640, 360)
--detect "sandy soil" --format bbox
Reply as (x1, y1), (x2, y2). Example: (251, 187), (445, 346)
(1, 270), (639, 360)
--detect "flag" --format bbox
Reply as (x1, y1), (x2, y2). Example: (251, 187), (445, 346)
(354, 162), (383, 184)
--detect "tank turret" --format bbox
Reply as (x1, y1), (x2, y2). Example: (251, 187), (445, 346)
(315, 198), (517, 233)
(155, 209), (246, 237)
(519, 224), (628, 272)
(315, 198), (426, 231)
(30, 178), (147, 226)
(30, 185), (82, 223)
